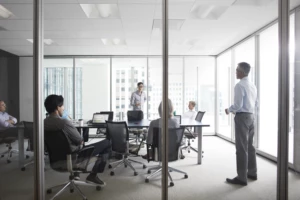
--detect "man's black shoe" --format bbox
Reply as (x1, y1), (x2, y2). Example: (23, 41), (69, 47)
(226, 177), (247, 186)
(247, 174), (257, 180)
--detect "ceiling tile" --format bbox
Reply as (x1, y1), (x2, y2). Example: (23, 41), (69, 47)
(154, 3), (194, 19)
(0, 20), (33, 30)
(45, 19), (123, 31)
(45, 4), (87, 19)
(1, 4), (33, 19)
(119, 4), (155, 19)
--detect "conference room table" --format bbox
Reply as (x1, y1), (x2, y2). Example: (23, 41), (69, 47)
(75, 119), (210, 164)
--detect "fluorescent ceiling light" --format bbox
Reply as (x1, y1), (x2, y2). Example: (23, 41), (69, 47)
(190, 4), (229, 20)
(0, 5), (13, 19)
(80, 4), (119, 18)
(152, 19), (185, 31)
(101, 38), (126, 46)
(27, 39), (54, 45)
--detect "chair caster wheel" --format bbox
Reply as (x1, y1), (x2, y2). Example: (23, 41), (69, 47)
(108, 165), (112, 169)
(143, 165), (147, 169)
(7, 160), (11, 163)
(0, 155), (4, 158)
(47, 189), (52, 194)
(184, 174), (188, 179)
(147, 170), (151, 174)
(96, 186), (101, 191)
(26, 155), (30, 159)
(21, 167), (25, 171)
(188, 151), (190, 153)
(169, 169), (173, 172)
(170, 182), (174, 187)
(145, 179), (149, 183)
(125, 165), (127, 168)
(110, 171), (114, 176)
(134, 172), (138, 176)
(70, 189), (74, 193)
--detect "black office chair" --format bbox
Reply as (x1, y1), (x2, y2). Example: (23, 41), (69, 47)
(181, 111), (205, 153)
(45, 130), (101, 200)
(127, 110), (145, 144)
(106, 121), (146, 176)
(96, 111), (114, 136)
(145, 127), (188, 186)
(21, 121), (34, 171)
(0, 127), (19, 163)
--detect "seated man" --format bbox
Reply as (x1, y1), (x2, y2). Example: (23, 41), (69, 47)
(44, 95), (111, 186)
(143, 99), (180, 159)
(182, 101), (197, 120)
(0, 100), (17, 131)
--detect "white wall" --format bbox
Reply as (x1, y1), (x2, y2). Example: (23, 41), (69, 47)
(19, 57), (33, 121)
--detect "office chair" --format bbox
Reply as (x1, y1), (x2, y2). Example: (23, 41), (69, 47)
(0, 127), (19, 163)
(181, 111), (205, 153)
(21, 121), (34, 171)
(127, 110), (145, 144)
(96, 111), (114, 136)
(106, 121), (146, 176)
(145, 127), (188, 187)
(45, 129), (101, 200)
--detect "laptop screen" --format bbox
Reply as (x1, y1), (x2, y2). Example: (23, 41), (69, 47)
(92, 113), (109, 123)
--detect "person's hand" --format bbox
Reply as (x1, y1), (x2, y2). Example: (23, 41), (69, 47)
(225, 109), (229, 115)
(136, 103), (141, 106)
(6, 120), (15, 125)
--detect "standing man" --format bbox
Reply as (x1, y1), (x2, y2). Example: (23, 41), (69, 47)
(130, 82), (147, 111)
(0, 100), (17, 131)
(225, 62), (258, 186)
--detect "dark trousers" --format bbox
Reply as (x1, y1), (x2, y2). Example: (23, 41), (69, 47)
(234, 113), (257, 182)
(85, 139), (111, 173)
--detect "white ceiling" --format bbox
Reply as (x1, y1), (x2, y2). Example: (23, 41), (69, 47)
(0, 0), (299, 56)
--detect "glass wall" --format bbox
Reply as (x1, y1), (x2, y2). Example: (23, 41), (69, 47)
(217, 51), (232, 139)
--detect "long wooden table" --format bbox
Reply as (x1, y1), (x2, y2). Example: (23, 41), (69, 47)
(75, 119), (210, 164)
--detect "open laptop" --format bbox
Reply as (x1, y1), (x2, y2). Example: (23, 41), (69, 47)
(91, 113), (109, 124)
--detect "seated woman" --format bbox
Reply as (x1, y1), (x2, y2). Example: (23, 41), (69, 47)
(143, 99), (180, 159)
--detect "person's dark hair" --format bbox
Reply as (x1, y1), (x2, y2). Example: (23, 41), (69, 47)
(238, 62), (251, 76)
(44, 95), (64, 114)
(137, 82), (143, 87)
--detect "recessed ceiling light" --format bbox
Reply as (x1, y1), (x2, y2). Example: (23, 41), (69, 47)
(101, 38), (126, 46)
(27, 39), (54, 45)
(80, 4), (119, 18)
(190, 4), (229, 20)
(0, 5), (13, 19)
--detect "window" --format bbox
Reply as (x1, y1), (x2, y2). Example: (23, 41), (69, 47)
(112, 58), (147, 119)
(258, 23), (278, 157)
(217, 51), (232, 139)
(44, 59), (74, 117)
(185, 57), (215, 133)
(75, 58), (110, 119)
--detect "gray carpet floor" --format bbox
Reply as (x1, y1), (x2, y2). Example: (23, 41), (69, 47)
(0, 136), (300, 200)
